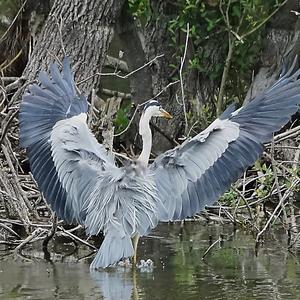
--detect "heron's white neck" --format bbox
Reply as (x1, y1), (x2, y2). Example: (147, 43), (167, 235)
(137, 111), (152, 167)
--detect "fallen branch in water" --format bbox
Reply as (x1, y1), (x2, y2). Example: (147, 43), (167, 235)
(14, 228), (46, 253)
(202, 232), (235, 260)
(202, 236), (222, 260)
(57, 226), (97, 250)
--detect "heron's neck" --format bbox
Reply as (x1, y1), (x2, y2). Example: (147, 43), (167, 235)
(137, 111), (152, 167)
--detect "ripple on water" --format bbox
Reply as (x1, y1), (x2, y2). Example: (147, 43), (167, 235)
(0, 223), (300, 300)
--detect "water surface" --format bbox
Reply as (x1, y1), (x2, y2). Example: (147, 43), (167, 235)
(0, 222), (299, 299)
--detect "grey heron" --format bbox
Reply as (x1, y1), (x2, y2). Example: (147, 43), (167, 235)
(20, 58), (300, 270)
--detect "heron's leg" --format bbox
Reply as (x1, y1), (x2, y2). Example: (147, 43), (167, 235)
(132, 233), (140, 266)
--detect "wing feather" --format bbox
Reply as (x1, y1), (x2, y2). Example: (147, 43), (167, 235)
(151, 66), (300, 221)
(50, 115), (163, 237)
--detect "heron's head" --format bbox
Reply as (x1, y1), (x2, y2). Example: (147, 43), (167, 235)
(142, 99), (172, 119)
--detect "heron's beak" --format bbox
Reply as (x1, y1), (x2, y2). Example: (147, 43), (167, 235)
(160, 109), (173, 119)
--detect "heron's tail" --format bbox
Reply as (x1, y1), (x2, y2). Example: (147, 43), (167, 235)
(90, 231), (134, 270)
(19, 58), (87, 148)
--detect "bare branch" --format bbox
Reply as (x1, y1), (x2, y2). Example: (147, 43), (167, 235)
(78, 54), (164, 85)
(179, 23), (190, 135)
(0, 0), (27, 43)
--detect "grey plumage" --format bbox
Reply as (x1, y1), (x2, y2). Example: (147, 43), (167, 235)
(20, 59), (163, 269)
(19, 58), (300, 269)
(151, 66), (300, 221)
(91, 269), (133, 300)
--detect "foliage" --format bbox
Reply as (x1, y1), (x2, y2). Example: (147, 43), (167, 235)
(129, 0), (286, 126)
(253, 160), (274, 198)
(128, 0), (149, 18)
(218, 158), (300, 213)
(220, 188), (238, 206)
(113, 105), (131, 134)
(187, 100), (216, 134)
(168, 0), (285, 112)
(253, 160), (299, 197)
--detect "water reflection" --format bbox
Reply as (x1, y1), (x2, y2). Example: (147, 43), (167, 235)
(0, 223), (300, 299)
(91, 270), (134, 300)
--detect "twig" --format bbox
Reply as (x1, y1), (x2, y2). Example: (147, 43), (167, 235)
(271, 125), (300, 143)
(271, 137), (287, 223)
(288, 231), (300, 249)
(0, 0), (27, 43)
(57, 226), (97, 250)
(0, 218), (23, 226)
(232, 187), (253, 220)
(0, 109), (19, 145)
(0, 50), (23, 73)
(217, 0), (234, 115)
(202, 236), (222, 260)
(240, 0), (288, 40)
(3, 76), (26, 92)
(153, 80), (180, 99)
(1, 144), (32, 216)
(0, 222), (21, 238)
(216, 0), (288, 115)
(266, 145), (300, 150)
(287, 143), (300, 244)
(178, 23), (190, 135)
(150, 121), (176, 145)
(53, 14), (66, 56)
(185, 120), (198, 138)
(0, 77), (20, 83)
(14, 228), (45, 253)
(101, 88), (131, 99)
(112, 151), (133, 161)
(8, 79), (34, 107)
(105, 55), (128, 73)
(65, 224), (83, 233)
(113, 104), (139, 137)
(88, 88), (96, 127)
(256, 179), (299, 242)
(78, 54), (164, 85)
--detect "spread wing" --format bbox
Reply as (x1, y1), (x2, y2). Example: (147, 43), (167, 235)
(20, 58), (89, 223)
(19, 59), (160, 238)
(150, 66), (300, 220)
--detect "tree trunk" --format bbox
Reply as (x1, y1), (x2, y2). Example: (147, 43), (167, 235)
(0, 0), (50, 76)
(144, 0), (185, 153)
(244, 0), (300, 103)
(117, 2), (153, 105)
(1, 0), (126, 223)
(23, 0), (125, 94)
(113, 0), (185, 155)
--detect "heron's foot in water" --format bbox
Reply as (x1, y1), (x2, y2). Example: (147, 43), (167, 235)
(137, 259), (154, 272)
(117, 258), (154, 272)
(117, 258), (132, 268)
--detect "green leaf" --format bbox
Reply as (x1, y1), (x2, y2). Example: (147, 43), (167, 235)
(232, 5), (241, 17)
